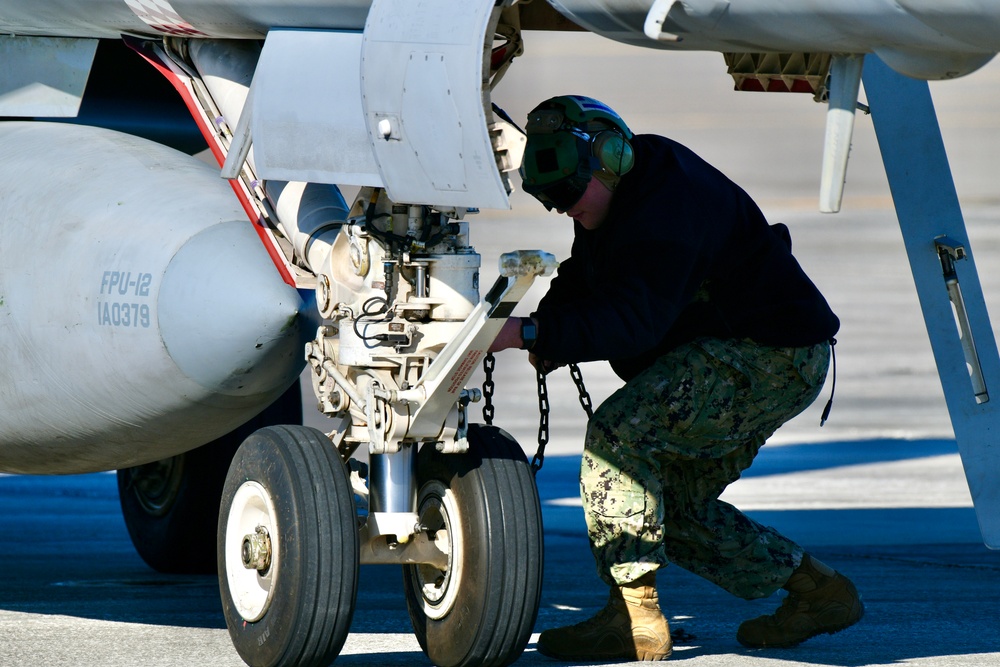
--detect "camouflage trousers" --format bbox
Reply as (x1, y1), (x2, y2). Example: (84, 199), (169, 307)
(582, 337), (830, 599)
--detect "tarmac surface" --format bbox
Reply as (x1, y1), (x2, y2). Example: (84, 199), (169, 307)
(5, 32), (1000, 667)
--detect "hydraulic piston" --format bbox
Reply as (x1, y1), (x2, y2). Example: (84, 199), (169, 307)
(935, 235), (988, 404)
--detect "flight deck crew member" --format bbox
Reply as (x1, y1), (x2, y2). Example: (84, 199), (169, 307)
(489, 95), (864, 662)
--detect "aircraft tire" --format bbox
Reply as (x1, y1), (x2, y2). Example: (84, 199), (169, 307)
(403, 423), (543, 667)
(218, 425), (358, 667)
(117, 380), (303, 575)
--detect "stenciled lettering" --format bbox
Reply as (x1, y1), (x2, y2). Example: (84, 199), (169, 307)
(100, 270), (153, 297)
(97, 269), (154, 329)
(98, 301), (151, 328)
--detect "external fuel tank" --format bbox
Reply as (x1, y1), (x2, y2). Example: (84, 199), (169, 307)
(0, 122), (307, 474)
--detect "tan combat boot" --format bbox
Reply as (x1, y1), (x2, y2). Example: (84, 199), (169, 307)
(737, 554), (864, 648)
(537, 572), (673, 662)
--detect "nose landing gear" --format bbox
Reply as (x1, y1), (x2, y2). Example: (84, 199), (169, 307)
(218, 423), (542, 667)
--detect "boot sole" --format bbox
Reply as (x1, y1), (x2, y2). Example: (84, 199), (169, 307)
(737, 603), (865, 649)
(537, 644), (673, 661)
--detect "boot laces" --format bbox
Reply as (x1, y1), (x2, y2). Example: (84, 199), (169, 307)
(570, 598), (625, 633)
(772, 592), (809, 623)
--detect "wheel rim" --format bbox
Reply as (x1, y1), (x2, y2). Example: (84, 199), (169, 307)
(125, 457), (184, 517)
(411, 480), (462, 620)
(224, 480), (280, 622)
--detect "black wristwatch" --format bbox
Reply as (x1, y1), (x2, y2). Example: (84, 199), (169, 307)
(520, 317), (537, 350)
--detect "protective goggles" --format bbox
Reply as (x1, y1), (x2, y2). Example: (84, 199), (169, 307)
(524, 173), (590, 212)
(520, 129), (595, 211)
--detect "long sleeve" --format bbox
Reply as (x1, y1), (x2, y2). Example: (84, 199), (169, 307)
(528, 135), (839, 379)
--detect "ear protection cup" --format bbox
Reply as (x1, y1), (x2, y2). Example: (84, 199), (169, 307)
(592, 130), (634, 176)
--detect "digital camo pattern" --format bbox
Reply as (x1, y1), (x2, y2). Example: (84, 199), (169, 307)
(581, 338), (830, 599)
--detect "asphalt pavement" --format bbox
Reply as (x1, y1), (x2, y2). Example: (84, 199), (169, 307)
(2, 443), (998, 667)
(4, 32), (1000, 667)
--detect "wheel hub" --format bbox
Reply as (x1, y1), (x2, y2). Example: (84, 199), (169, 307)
(224, 481), (279, 622)
(241, 525), (272, 572)
(411, 480), (461, 620)
(125, 456), (184, 517)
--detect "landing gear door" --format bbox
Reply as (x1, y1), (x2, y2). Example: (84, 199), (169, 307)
(361, 0), (514, 210)
(252, 30), (385, 188)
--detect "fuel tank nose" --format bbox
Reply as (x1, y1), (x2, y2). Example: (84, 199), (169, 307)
(158, 220), (306, 398)
(0, 121), (309, 473)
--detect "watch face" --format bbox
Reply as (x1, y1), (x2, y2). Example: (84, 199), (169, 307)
(521, 319), (537, 348)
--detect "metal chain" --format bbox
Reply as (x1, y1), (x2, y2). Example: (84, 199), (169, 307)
(482, 352), (496, 425)
(482, 354), (593, 477)
(569, 363), (594, 418)
(531, 367), (550, 475)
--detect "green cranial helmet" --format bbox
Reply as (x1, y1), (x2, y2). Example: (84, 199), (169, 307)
(520, 95), (635, 211)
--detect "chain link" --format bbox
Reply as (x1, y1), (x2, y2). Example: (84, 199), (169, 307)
(569, 363), (594, 419)
(531, 367), (550, 475)
(482, 352), (496, 426)
(482, 354), (593, 477)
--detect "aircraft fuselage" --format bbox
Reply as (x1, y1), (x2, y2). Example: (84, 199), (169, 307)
(0, 0), (997, 80)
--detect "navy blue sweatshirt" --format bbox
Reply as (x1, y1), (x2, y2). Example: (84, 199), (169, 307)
(530, 135), (840, 381)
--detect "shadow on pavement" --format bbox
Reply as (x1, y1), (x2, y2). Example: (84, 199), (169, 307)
(4, 440), (1000, 667)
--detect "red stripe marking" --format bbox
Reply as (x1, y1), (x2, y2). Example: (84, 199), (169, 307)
(123, 38), (296, 287)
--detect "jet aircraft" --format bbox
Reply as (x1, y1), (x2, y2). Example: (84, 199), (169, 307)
(1, 1), (1000, 666)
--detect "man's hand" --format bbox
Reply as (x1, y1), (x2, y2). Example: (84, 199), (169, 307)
(489, 318), (563, 375)
(529, 352), (564, 375)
